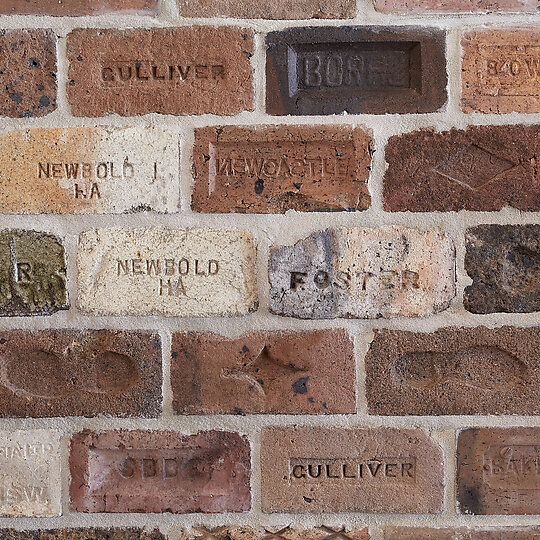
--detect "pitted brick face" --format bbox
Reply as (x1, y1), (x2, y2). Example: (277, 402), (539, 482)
(0, 0), (160, 15)
(374, 0), (537, 13)
(0, 529), (167, 539)
(384, 527), (540, 539)
(183, 526), (369, 539)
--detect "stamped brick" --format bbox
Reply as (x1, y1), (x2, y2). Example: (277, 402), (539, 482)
(70, 430), (251, 513)
(0, 330), (161, 418)
(461, 28), (540, 113)
(67, 27), (254, 117)
(0, 529), (166, 539)
(77, 228), (257, 316)
(366, 327), (540, 416)
(184, 526), (369, 539)
(192, 125), (372, 214)
(171, 330), (355, 415)
(0, 230), (68, 317)
(0, 127), (179, 214)
(261, 426), (444, 513)
(0, 430), (61, 516)
(0, 30), (56, 118)
(374, 0), (537, 13)
(269, 227), (455, 319)
(1, 0), (160, 15)
(384, 527), (540, 539)
(464, 225), (540, 314)
(383, 126), (540, 212)
(266, 26), (446, 115)
(457, 427), (540, 514)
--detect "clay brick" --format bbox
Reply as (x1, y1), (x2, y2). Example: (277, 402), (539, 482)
(0, 529), (166, 539)
(374, 0), (537, 13)
(383, 126), (540, 212)
(464, 225), (540, 314)
(0, 30), (56, 118)
(384, 527), (540, 539)
(171, 330), (355, 415)
(77, 228), (257, 317)
(0, 0), (160, 15)
(192, 125), (372, 214)
(67, 28), (254, 117)
(184, 526), (369, 539)
(269, 227), (455, 319)
(0, 230), (68, 317)
(0, 127), (179, 214)
(366, 327), (540, 416)
(457, 427), (540, 514)
(461, 28), (540, 114)
(261, 426), (444, 514)
(70, 430), (251, 513)
(266, 27), (446, 115)
(0, 330), (161, 418)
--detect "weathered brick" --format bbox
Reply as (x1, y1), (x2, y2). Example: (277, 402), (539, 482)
(457, 427), (540, 514)
(461, 28), (540, 113)
(77, 228), (257, 316)
(70, 430), (251, 513)
(266, 27), (446, 115)
(366, 327), (540, 416)
(0, 230), (68, 317)
(0, 330), (161, 418)
(464, 225), (540, 314)
(374, 0), (537, 13)
(269, 227), (455, 319)
(0, 0), (160, 15)
(383, 126), (540, 212)
(0, 529), (166, 539)
(0, 127), (179, 214)
(192, 125), (372, 214)
(171, 330), (355, 415)
(384, 527), (540, 539)
(67, 28), (254, 117)
(0, 430), (61, 517)
(0, 30), (56, 118)
(184, 526), (369, 539)
(261, 426), (443, 514)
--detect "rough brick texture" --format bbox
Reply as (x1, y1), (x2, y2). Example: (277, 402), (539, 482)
(0, 1), (160, 15)
(183, 527), (369, 539)
(0, 530), (166, 539)
(384, 528), (540, 539)
(374, 0), (537, 12)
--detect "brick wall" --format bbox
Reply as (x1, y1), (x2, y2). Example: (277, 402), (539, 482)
(0, 0), (538, 538)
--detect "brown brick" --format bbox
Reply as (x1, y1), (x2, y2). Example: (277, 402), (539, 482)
(192, 125), (372, 214)
(171, 330), (355, 415)
(0, 1), (160, 15)
(374, 0), (537, 13)
(185, 526), (369, 539)
(0, 330), (161, 418)
(0, 30), (56, 118)
(261, 426), (444, 513)
(70, 430), (251, 513)
(366, 327), (540, 416)
(384, 527), (540, 539)
(67, 28), (254, 117)
(461, 28), (540, 113)
(457, 427), (540, 514)
(383, 126), (540, 212)
(0, 529), (166, 539)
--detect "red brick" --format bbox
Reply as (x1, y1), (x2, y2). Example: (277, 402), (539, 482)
(384, 527), (540, 539)
(374, 0), (536, 13)
(0, 1), (160, 15)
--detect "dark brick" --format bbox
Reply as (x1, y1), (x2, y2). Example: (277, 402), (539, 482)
(0, 529), (166, 539)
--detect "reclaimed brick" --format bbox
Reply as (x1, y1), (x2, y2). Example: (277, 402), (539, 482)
(461, 28), (540, 114)
(383, 126), (540, 212)
(374, 0), (537, 13)
(0, 127), (179, 214)
(0, 529), (166, 539)
(0, 230), (68, 317)
(457, 427), (540, 514)
(0, 30), (56, 118)
(266, 26), (446, 115)
(77, 228), (257, 317)
(171, 330), (355, 415)
(384, 527), (540, 539)
(269, 227), (455, 319)
(192, 125), (372, 214)
(67, 27), (254, 117)
(464, 225), (540, 314)
(261, 426), (444, 513)
(70, 430), (251, 513)
(184, 526), (369, 539)
(0, 0), (160, 15)
(0, 330), (161, 418)
(0, 430), (61, 517)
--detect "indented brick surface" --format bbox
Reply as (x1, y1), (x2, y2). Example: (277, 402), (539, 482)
(192, 125), (372, 214)
(70, 430), (251, 513)
(457, 428), (540, 514)
(366, 327), (540, 416)
(383, 126), (540, 212)
(384, 527), (540, 539)
(0, 30), (57, 118)
(261, 426), (444, 513)
(0, 0), (160, 15)
(464, 225), (540, 314)
(374, 0), (537, 13)
(184, 526), (369, 539)
(0, 330), (161, 418)
(0, 529), (166, 539)
(266, 26), (447, 115)
(0, 230), (68, 317)
(171, 330), (355, 415)
(461, 28), (540, 114)
(67, 28), (254, 117)
(77, 228), (257, 317)
(269, 227), (455, 319)
(0, 127), (179, 214)
(0, 430), (61, 517)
